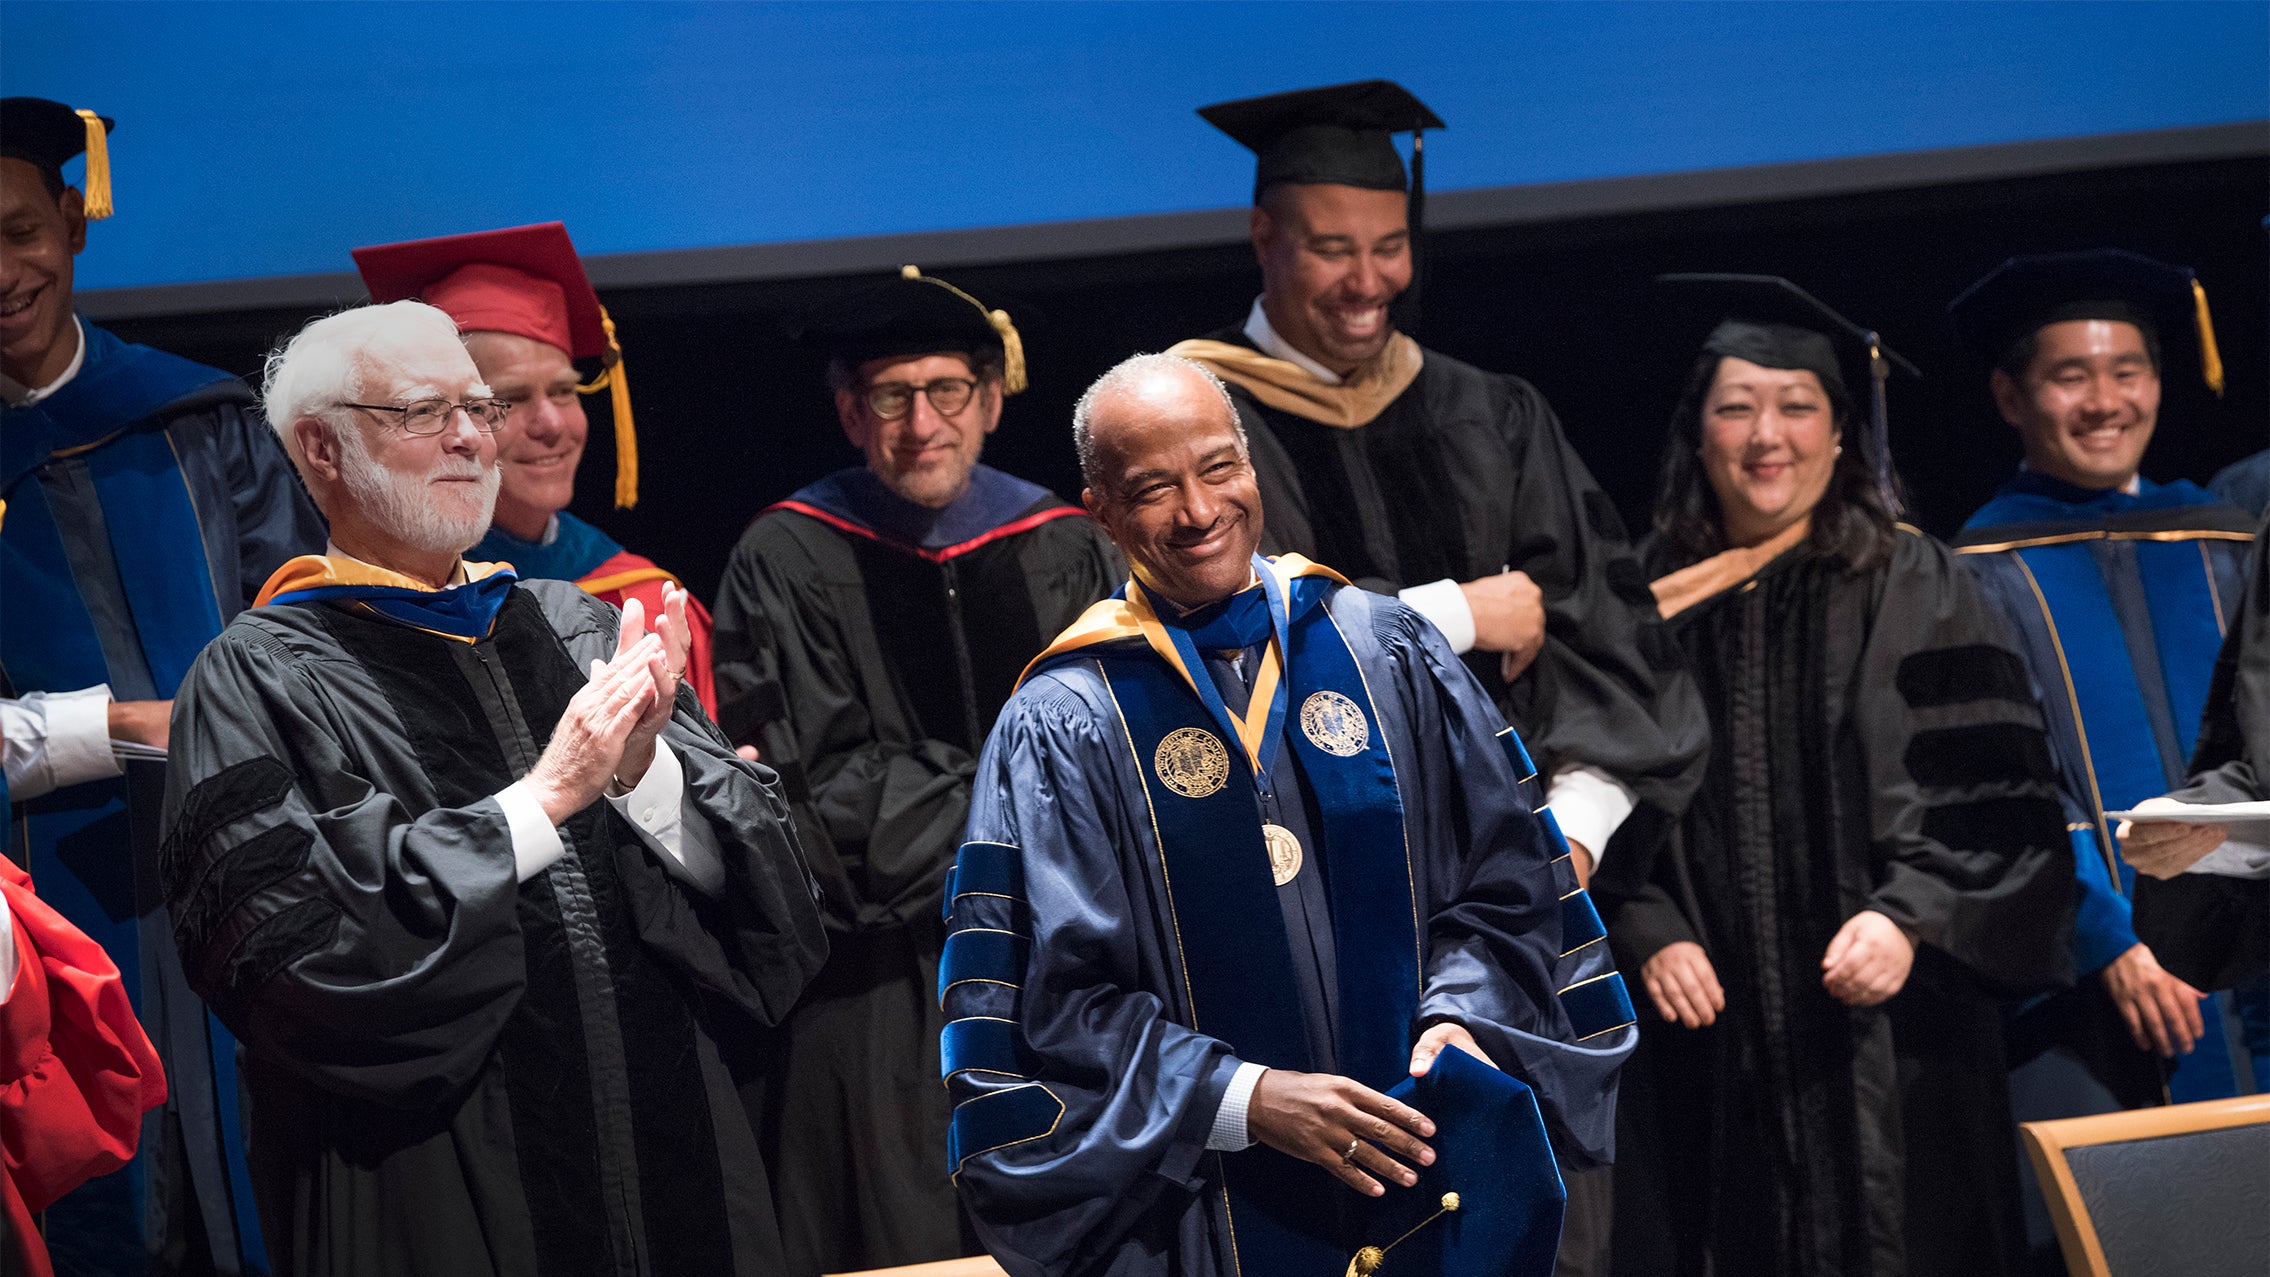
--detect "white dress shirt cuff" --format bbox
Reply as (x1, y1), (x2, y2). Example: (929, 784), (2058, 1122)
(0, 892), (16, 1007)
(1546, 765), (1637, 865)
(607, 744), (728, 894)
(496, 780), (566, 882)
(1207, 1061), (1268, 1151)
(1399, 579), (1477, 655)
(2, 686), (125, 802)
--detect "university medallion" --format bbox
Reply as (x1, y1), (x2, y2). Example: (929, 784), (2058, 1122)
(1262, 823), (1303, 886)
(1154, 727), (1230, 799)
(1299, 690), (1370, 757)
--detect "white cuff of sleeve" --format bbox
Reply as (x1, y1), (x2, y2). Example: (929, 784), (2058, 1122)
(48, 686), (124, 790)
(0, 893), (16, 1007)
(607, 744), (727, 894)
(496, 780), (565, 882)
(1398, 579), (1476, 655)
(1545, 765), (1637, 866)
(1206, 1061), (1268, 1151)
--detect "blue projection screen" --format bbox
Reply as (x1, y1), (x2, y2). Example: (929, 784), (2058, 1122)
(6, 0), (2266, 292)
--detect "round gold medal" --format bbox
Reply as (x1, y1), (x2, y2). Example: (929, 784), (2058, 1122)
(1263, 822), (1303, 886)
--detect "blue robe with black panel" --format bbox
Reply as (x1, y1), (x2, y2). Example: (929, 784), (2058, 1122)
(941, 557), (1634, 1277)
(1955, 469), (2261, 1108)
(0, 321), (324, 1273)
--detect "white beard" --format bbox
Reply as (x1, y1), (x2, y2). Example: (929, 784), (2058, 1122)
(334, 422), (499, 557)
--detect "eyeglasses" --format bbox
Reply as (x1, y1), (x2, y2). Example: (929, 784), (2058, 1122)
(864, 377), (979, 421)
(338, 398), (510, 435)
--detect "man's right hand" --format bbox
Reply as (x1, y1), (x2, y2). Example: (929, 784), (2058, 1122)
(1245, 1068), (1435, 1198)
(1459, 571), (1545, 677)
(108, 699), (172, 751)
(2100, 942), (2206, 1057)
(524, 635), (662, 825)
(2117, 800), (2229, 880)
(1641, 941), (1724, 1029)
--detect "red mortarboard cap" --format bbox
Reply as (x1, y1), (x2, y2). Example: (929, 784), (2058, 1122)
(352, 222), (640, 508)
(352, 222), (606, 361)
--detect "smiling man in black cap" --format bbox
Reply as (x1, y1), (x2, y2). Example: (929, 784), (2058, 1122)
(0, 96), (323, 1273)
(1168, 80), (1703, 913)
(1948, 247), (2264, 1267)
(1168, 84), (1703, 1270)
(711, 267), (1120, 1271)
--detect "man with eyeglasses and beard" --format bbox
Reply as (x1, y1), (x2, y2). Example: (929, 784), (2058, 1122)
(159, 300), (827, 1275)
(712, 267), (1121, 1272)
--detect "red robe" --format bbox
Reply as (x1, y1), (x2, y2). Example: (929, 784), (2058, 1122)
(2, 858), (168, 1277)
(580, 549), (718, 718)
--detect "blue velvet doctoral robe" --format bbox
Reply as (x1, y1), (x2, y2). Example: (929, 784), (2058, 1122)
(1955, 470), (2257, 1103)
(944, 564), (1633, 1276)
(1, 321), (325, 1273)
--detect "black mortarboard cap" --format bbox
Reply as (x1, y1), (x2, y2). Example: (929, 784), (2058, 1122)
(1947, 248), (2224, 396)
(794, 266), (1027, 394)
(1352, 1045), (1564, 1277)
(1198, 80), (1443, 201)
(1659, 273), (1920, 509)
(1, 97), (114, 218)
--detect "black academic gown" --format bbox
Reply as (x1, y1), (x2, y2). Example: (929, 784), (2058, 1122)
(158, 579), (828, 1277)
(710, 465), (1122, 1272)
(2133, 515), (2270, 990)
(1607, 530), (2075, 1277)
(1205, 326), (1707, 867)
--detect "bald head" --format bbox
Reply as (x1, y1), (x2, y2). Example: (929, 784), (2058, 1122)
(1075, 353), (1262, 608)
(1072, 353), (1245, 492)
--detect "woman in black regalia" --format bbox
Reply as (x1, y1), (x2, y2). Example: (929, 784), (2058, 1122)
(1601, 276), (2077, 1277)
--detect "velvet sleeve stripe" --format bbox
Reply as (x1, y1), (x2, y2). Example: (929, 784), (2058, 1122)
(941, 1016), (1031, 1082)
(945, 840), (1025, 925)
(1919, 795), (2069, 854)
(171, 823), (315, 991)
(1904, 723), (2057, 790)
(1895, 644), (2035, 709)
(1558, 970), (1638, 1042)
(1495, 726), (1539, 786)
(948, 1083), (1067, 1178)
(158, 754), (295, 899)
(938, 928), (1029, 1006)
(1560, 890), (1607, 956)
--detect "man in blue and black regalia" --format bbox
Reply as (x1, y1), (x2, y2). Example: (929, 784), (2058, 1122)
(0, 96), (324, 1272)
(1948, 248), (2265, 1260)
(941, 353), (1634, 1277)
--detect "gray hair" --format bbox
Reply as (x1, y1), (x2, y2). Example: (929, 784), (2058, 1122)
(261, 300), (467, 468)
(1071, 352), (1245, 490)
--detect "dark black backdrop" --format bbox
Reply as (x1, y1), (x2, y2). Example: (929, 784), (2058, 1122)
(110, 154), (2267, 603)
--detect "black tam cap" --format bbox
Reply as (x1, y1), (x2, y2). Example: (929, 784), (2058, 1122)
(1659, 273), (1920, 507)
(1, 97), (114, 218)
(1947, 248), (2223, 396)
(1199, 80), (1443, 202)
(794, 266), (1027, 394)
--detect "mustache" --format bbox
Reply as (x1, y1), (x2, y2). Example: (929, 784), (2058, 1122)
(427, 459), (492, 481)
(1165, 509), (1240, 548)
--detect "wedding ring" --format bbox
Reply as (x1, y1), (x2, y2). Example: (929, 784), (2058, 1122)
(665, 665), (685, 681)
(1344, 1138), (1362, 1160)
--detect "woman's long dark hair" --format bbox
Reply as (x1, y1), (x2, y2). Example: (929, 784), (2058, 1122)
(1648, 351), (1900, 576)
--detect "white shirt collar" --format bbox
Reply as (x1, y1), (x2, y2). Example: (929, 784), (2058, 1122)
(1244, 297), (1343, 386)
(1, 316), (87, 408)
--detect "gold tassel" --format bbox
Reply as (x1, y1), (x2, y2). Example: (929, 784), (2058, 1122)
(990, 308), (1028, 394)
(75, 109), (112, 220)
(575, 307), (637, 508)
(2191, 278), (2225, 398)
(1343, 1193), (1461, 1275)
(900, 264), (1027, 394)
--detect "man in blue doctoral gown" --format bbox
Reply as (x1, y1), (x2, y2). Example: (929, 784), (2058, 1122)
(942, 353), (1634, 1276)
(1, 97), (324, 1271)
(1948, 248), (2262, 1264)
